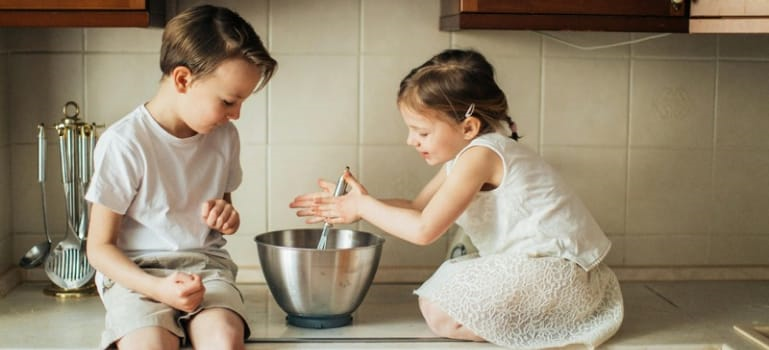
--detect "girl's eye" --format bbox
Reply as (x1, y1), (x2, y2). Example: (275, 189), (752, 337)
(419, 133), (428, 137)
(223, 100), (235, 106)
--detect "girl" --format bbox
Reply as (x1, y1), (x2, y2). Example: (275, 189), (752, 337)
(290, 49), (623, 349)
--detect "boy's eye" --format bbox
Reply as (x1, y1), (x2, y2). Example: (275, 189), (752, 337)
(419, 133), (428, 137)
(222, 100), (235, 106)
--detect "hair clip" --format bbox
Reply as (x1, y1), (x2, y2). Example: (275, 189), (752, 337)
(464, 103), (475, 119)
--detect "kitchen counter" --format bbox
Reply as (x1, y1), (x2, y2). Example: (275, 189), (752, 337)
(0, 281), (767, 349)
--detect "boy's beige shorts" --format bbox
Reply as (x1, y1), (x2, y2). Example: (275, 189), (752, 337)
(96, 251), (249, 349)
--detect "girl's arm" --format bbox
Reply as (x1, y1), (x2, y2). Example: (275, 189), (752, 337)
(86, 203), (205, 312)
(331, 146), (501, 245)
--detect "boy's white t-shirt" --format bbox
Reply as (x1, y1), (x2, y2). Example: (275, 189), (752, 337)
(85, 104), (242, 259)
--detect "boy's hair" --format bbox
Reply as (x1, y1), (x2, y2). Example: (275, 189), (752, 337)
(397, 49), (519, 141)
(160, 5), (277, 91)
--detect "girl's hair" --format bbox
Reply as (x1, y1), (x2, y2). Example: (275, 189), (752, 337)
(397, 49), (519, 141)
(160, 5), (277, 91)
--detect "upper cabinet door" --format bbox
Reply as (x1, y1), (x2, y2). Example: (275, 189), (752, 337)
(440, 0), (688, 32)
(0, 0), (171, 27)
(690, 0), (769, 33)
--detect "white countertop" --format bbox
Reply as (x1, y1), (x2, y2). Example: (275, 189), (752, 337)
(0, 281), (767, 349)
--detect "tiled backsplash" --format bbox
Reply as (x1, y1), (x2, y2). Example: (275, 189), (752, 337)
(2, 0), (769, 284)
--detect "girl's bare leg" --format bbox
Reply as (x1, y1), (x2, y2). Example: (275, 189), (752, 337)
(418, 296), (485, 342)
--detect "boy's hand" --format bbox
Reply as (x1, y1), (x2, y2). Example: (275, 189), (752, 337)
(155, 272), (205, 313)
(201, 199), (240, 234)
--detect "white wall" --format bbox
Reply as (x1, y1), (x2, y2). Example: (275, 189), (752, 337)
(6, 0), (769, 283)
(0, 27), (11, 282)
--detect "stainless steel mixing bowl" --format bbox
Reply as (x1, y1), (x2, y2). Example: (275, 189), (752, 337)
(254, 228), (384, 328)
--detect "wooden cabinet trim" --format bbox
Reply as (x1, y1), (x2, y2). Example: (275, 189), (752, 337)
(0, 0), (145, 10)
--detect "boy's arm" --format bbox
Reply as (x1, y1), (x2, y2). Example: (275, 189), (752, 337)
(86, 203), (205, 312)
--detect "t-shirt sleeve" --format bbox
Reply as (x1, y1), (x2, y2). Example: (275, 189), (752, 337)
(84, 131), (142, 215)
(225, 123), (243, 193)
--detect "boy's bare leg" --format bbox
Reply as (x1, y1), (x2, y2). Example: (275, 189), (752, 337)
(117, 326), (179, 350)
(188, 308), (246, 350)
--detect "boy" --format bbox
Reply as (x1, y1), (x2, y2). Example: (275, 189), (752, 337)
(86, 5), (276, 349)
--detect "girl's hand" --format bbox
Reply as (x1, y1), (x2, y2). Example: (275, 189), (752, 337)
(289, 170), (368, 225)
(153, 271), (206, 313)
(201, 199), (239, 234)
(289, 178), (340, 224)
(314, 170), (368, 225)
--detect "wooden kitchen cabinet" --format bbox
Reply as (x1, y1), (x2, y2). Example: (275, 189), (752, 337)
(0, 0), (171, 27)
(690, 0), (769, 33)
(440, 0), (689, 32)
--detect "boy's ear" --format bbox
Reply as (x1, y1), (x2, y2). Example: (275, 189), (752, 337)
(462, 116), (482, 139)
(171, 66), (193, 93)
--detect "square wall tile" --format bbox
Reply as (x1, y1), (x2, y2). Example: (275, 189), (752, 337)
(232, 91), (268, 145)
(630, 59), (715, 148)
(8, 53), (83, 145)
(85, 53), (160, 127)
(0, 53), (6, 143)
(0, 145), (9, 234)
(719, 34), (769, 59)
(10, 143), (67, 236)
(360, 145), (447, 268)
(715, 61), (769, 149)
(178, 0), (269, 39)
(542, 146), (626, 234)
(627, 148), (712, 235)
(543, 58), (629, 146)
(454, 30), (541, 57)
(624, 235), (709, 266)
(490, 55), (541, 148)
(233, 144), (267, 236)
(268, 55), (358, 145)
(361, 221), (447, 269)
(603, 234), (625, 266)
(361, 55), (422, 145)
(3, 28), (82, 52)
(85, 28), (162, 53)
(0, 28), (7, 51)
(712, 150), (769, 235)
(359, 145), (434, 200)
(631, 33), (716, 58)
(0, 236), (9, 269)
(543, 31), (630, 58)
(710, 235), (769, 265)
(267, 145), (358, 231)
(362, 0), (449, 55)
(271, 0), (359, 54)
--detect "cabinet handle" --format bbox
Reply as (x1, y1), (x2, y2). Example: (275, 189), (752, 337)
(671, 0), (684, 11)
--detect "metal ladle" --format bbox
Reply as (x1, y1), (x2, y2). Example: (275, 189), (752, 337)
(19, 125), (52, 268)
(316, 167), (349, 250)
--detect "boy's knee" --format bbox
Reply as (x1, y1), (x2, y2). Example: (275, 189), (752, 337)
(117, 327), (179, 350)
(188, 308), (246, 349)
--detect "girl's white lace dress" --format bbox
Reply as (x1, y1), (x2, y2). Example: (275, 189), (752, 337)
(414, 133), (623, 349)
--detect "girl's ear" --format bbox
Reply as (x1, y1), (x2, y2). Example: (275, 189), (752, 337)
(462, 116), (482, 140)
(171, 66), (193, 93)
